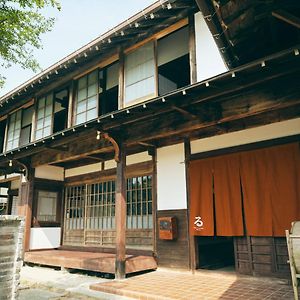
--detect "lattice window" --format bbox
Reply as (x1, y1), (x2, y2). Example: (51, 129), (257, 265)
(86, 181), (116, 230)
(36, 94), (53, 140)
(75, 70), (98, 125)
(6, 110), (22, 151)
(65, 185), (85, 230)
(126, 175), (153, 229)
(37, 191), (57, 222)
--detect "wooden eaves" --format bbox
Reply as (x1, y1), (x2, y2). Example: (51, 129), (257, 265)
(0, 45), (299, 173)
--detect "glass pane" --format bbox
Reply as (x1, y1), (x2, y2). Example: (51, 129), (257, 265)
(45, 105), (52, 117)
(78, 77), (86, 90)
(88, 83), (97, 97)
(86, 108), (97, 121)
(38, 97), (46, 108)
(87, 96), (97, 110)
(46, 95), (53, 106)
(35, 129), (43, 140)
(76, 112), (86, 125)
(88, 70), (97, 85)
(78, 88), (87, 101)
(43, 126), (51, 137)
(77, 100), (86, 114)
(44, 116), (51, 127)
(36, 119), (44, 130)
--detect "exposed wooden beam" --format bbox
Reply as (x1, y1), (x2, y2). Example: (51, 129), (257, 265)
(172, 105), (198, 119)
(272, 10), (300, 29)
(85, 155), (104, 162)
(138, 142), (155, 147)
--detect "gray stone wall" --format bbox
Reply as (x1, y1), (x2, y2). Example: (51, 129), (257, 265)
(0, 216), (24, 300)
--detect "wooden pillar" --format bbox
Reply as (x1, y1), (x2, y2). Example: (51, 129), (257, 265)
(115, 143), (126, 279)
(18, 169), (34, 253)
(184, 138), (197, 271)
(189, 14), (197, 84)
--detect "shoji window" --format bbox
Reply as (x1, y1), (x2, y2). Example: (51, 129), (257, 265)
(86, 181), (116, 230)
(124, 42), (156, 105)
(75, 70), (98, 125)
(36, 191), (58, 222)
(127, 175), (153, 229)
(6, 110), (22, 151)
(36, 94), (53, 140)
(19, 106), (34, 146)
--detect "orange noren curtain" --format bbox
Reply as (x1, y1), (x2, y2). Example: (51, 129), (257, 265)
(213, 154), (244, 236)
(189, 159), (214, 236)
(240, 148), (273, 236)
(268, 143), (300, 236)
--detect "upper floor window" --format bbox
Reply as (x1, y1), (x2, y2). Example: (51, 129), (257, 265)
(75, 70), (98, 125)
(53, 88), (69, 133)
(124, 42), (156, 105)
(20, 106), (34, 146)
(6, 110), (21, 151)
(99, 62), (119, 115)
(36, 94), (53, 140)
(157, 26), (190, 95)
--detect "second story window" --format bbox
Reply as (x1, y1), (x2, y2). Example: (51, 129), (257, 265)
(75, 70), (98, 125)
(124, 42), (156, 105)
(19, 106), (34, 146)
(6, 110), (21, 151)
(36, 94), (53, 140)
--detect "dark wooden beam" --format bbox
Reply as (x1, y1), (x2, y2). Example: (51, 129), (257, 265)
(272, 10), (300, 29)
(115, 142), (126, 279)
(172, 105), (198, 119)
(85, 155), (104, 162)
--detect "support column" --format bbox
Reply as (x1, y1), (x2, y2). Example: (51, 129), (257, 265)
(115, 143), (126, 279)
(18, 169), (34, 253)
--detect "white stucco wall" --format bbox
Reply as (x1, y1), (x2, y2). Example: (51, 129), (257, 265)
(10, 179), (20, 190)
(29, 227), (61, 250)
(65, 152), (152, 178)
(191, 118), (300, 154)
(157, 143), (187, 210)
(194, 11), (227, 82)
(35, 165), (64, 181)
(127, 151), (152, 165)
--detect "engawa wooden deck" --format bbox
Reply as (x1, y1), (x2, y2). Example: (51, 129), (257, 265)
(24, 250), (157, 274)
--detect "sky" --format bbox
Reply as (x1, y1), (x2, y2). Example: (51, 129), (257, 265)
(0, 0), (155, 97)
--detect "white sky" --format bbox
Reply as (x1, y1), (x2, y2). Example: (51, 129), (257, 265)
(0, 0), (155, 97)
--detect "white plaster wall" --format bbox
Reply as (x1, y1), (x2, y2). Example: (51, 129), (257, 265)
(65, 163), (101, 178)
(10, 179), (20, 190)
(35, 165), (64, 181)
(194, 11), (227, 82)
(29, 227), (61, 250)
(191, 118), (300, 154)
(157, 143), (187, 210)
(105, 160), (117, 170)
(127, 152), (152, 165)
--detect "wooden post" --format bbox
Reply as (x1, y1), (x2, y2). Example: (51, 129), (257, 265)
(184, 138), (197, 271)
(115, 143), (126, 279)
(18, 169), (34, 253)
(189, 15), (197, 85)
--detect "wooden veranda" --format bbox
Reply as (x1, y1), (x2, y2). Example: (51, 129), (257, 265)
(24, 249), (157, 275)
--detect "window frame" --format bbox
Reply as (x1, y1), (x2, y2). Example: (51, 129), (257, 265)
(32, 180), (63, 228)
(74, 69), (99, 125)
(5, 110), (22, 151)
(34, 93), (54, 141)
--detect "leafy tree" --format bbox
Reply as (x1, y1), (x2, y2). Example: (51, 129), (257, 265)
(0, 0), (61, 88)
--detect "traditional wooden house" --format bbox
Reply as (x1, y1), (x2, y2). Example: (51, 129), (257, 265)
(0, 0), (299, 279)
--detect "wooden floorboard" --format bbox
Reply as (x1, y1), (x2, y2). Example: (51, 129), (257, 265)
(24, 250), (157, 274)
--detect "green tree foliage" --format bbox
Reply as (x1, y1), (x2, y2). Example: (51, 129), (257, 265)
(0, 0), (61, 88)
